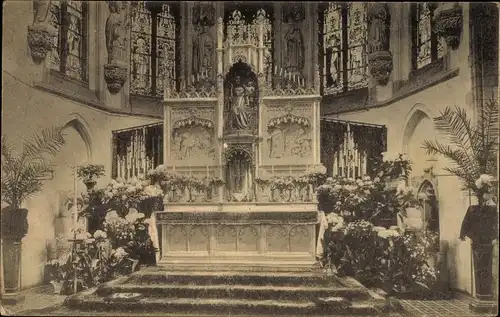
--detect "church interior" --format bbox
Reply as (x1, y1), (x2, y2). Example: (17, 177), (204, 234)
(1, 1), (499, 313)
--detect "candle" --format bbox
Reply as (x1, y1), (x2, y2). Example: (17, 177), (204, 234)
(206, 165), (209, 178)
(192, 75), (195, 83)
(274, 66), (277, 75)
(289, 165), (292, 176)
(279, 68), (282, 76)
(73, 158), (78, 230)
(271, 165), (275, 176)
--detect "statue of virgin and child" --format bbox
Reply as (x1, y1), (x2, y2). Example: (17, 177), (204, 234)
(229, 80), (255, 131)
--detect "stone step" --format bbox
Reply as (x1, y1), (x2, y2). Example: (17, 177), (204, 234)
(66, 290), (383, 316)
(126, 268), (365, 289)
(96, 283), (372, 301)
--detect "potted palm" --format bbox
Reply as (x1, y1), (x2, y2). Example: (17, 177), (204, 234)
(1, 127), (65, 295)
(422, 99), (498, 312)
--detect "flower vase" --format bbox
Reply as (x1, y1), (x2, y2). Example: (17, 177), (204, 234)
(84, 180), (97, 191)
(50, 280), (62, 294)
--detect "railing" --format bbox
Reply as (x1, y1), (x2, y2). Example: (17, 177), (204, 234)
(111, 122), (163, 180)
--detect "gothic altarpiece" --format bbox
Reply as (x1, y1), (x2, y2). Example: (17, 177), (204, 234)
(158, 2), (323, 269)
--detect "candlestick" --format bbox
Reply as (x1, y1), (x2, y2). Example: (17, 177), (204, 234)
(271, 165), (275, 176)
(280, 68), (283, 76)
(192, 75), (195, 83)
(206, 165), (209, 178)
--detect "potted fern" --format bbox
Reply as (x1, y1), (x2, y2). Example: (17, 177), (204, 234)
(1, 127), (65, 294)
(422, 99), (498, 311)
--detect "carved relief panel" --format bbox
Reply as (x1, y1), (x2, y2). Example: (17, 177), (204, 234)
(261, 104), (313, 165)
(168, 107), (217, 164)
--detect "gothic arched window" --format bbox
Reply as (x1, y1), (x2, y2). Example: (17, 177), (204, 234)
(130, 2), (180, 97)
(320, 3), (368, 96)
(411, 3), (444, 70)
(49, 0), (88, 82)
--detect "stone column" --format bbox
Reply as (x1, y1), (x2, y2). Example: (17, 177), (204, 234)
(367, 3), (393, 102)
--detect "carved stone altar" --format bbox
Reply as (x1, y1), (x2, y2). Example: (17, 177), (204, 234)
(160, 3), (323, 271)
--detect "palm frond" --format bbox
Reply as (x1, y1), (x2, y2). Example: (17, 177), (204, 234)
(422, 101), (498, 198)
(432, 107), (476, 169)
(22, 126), (66, 160)
(423, 140), (479, 178)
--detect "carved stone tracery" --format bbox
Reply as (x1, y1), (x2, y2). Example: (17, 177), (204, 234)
(433, 3), (463, 50)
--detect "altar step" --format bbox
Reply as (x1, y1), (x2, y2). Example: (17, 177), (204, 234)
(65, 268), (390, 315)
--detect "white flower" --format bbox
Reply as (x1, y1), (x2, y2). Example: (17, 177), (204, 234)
(85, 238), (95, 244)
(105, 210), (119, 222)
(475, 174), (495, 189)
(334, 184), (342, 190)
(155, 165), (166, 173)
(372, 226), (386, 232)
(378, 229), (400, 239)
(396, 181), (407, 195)
(93, 230), (107, 239)
(363, 175), (371, 181)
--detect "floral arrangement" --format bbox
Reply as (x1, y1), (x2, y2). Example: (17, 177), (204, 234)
(103, 209), (156, 265)
(102, 176), (163, 217)
(77, 164), (105, 183)
(373, 152), (412, 182)
(317, 175), (407, 223)
(320, 215), (440, 295)
(44, 232), (138, 295)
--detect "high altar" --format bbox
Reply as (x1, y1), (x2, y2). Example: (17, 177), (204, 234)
(156, 2), (324, 271)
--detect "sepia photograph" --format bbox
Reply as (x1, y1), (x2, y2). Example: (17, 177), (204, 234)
(1, 1), (499, 316)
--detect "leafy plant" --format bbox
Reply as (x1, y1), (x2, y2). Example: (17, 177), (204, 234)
(77, 164), (105, 183)
(1, 126), (66, 209)
(422, 99), (499, 200)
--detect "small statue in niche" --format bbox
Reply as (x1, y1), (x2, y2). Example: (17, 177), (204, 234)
(192, 27), (214, 80)
(229, 85), (250, 130)
(105, 1), (129, 64)
(367, 3), (390, 53)
(284, 26), (304, 73)
(32, 0), (52, 25)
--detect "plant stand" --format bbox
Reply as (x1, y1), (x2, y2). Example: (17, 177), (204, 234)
(1, 239), (25, 305)
(469, 243), (498, 314)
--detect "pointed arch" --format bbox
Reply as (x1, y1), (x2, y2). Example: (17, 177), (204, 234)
(62, 113), (93, 160)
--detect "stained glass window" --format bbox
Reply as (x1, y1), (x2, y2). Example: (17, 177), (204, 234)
(49, 0), (87, 82)
(130, 2), (179, 97)
(412, 3), (444, 69)
(321, 3), (368, 95)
